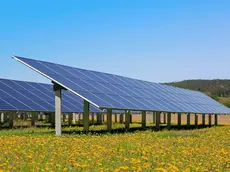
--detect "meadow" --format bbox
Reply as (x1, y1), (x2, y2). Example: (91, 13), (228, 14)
(0, 124), (229, 172)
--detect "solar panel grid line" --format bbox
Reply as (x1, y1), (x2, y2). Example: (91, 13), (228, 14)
(12, 80), (53, 109)
(0, 83), (34, 111)
(24, 81), (76, 112)
(0, 80), (54, 112)
(10, 80), (54, 111)
(12, 56), (101, 109)
(0, 78), (102, 113)
(26, 81), (84, 112)
(27, 83), (53, 102)
(0, 91), (33, 111)
(56, 64), (136, 111)
(0, 94), (18, 110)
(12, 56), (230, 114)
(58, 64), (93, 81)
(91, 80), (151, 109)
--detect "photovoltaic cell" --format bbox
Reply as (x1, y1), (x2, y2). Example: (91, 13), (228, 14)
(0, 78), (101, 113)
(13, 56), (230, 114)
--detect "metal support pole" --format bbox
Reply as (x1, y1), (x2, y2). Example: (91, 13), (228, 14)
(1, 113), (4, 123)
(155, 111), (160, 130)
(202, 114), (205, 127)
(195, 114), (198, 127)
(208, 114), (212, 127)
(96, 113), (101, 124)
(152, 112), (156, 124)
(107, 109), (112, 132)
(130, 114), (132, 124)
(142, 111), (146, 129)
(68, 113), (73, 126)
(214, 114), (218, 126)
(167, 112), (171, 130)
(178, 113), (181, 127)
(125, 111), (130, 131)
(114, 114), (117, 123)
(83, 100), (90, 133)
(9, 112), (16, 128)
(55, 87), (62, 135)
(163, 113), (166, 124)
(31, 112), (37, 127)
(51, 113), (55, 128)
(120, 113), (124, 124)
(187, 113), (190, 127)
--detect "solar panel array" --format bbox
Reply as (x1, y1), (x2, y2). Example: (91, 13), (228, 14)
(13, 56), (230, 114)
(0, 78), (101, 113)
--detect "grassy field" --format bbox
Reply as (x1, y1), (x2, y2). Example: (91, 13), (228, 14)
(0, 125), (229, 172)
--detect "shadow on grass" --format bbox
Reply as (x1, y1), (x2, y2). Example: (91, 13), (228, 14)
(62, 124), (225, 135)
(0, 123), (225, 136)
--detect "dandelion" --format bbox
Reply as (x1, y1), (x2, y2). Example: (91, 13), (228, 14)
(119, 166), (129, 170)
(155, 168), (167, 172)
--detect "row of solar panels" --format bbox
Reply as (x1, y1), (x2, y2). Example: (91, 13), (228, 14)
(0, 78), (101, 113)
(10, 56), (230, 114)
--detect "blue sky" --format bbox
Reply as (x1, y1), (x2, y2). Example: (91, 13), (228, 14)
(0, 0), (229, 84)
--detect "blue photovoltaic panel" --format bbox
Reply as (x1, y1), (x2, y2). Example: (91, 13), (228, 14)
(13, 56), (230, 114)
(0, 78), (101, 113)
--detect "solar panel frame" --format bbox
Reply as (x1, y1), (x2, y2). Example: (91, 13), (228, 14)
(12, 56), (230, 114)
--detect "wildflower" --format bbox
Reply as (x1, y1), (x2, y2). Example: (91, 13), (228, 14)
(155, 168), (167, 172)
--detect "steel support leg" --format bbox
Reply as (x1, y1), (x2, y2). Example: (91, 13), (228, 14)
(125, 111), (130, 131)
(156, 111), (161, 130)
(107, 109), (112, 132)
(178, 113), (181, 127)
(55, 88), (62, 135)
(142, 111), (146, 129)
(83, 100), (90, 133)
(68, 113), (73, 126)
(167, 112), (171, 130)
(31, 112), (37, 127)
(202, 114), (205, 127)
(208, 114), (212, 127)
(187, 113), (190, 127)
(195, 114), (198, 128)
(214, 114), (218, 126)
(153, 112), (156, 124)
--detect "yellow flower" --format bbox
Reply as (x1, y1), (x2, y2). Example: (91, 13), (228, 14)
(119, 166), (129, 170)
(155, 168), (168, 172)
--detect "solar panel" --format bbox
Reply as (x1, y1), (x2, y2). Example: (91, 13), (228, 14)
(13, 56), (230, 114)
(0, 78), (101, 113)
